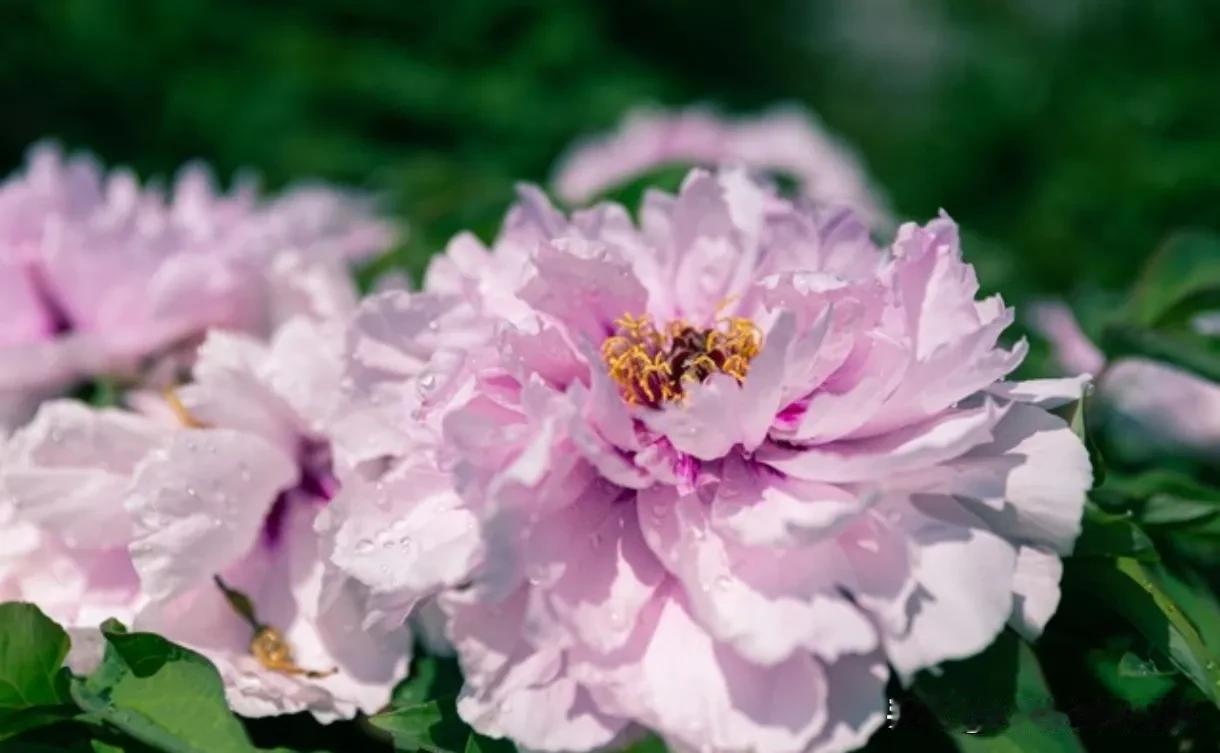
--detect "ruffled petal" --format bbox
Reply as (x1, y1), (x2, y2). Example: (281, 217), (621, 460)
(2, 401), (164, 547)
(588, 591), (828, 753)
(128, 428), (296, 601)
(1008, 544), (1064, 640)
(882, 497), (1019, 681)
(639, 484), (876, 665)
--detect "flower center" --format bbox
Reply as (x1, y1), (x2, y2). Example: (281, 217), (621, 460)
(601, 313), (762, 406)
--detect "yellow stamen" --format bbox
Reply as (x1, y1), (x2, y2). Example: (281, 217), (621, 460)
(214, 576), (335, 679)
(601, 312), (764, 406)
(251, 626), (336, 679)
(164, 388), (206, 428)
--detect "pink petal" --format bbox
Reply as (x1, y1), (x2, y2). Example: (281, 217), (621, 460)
(882, 498), (1019, 680)
(589, 590), (829, 753)
(128, 428), (296, 601)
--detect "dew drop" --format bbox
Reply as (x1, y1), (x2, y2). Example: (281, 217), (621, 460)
(963, 724), (982, 735)
(355, 539), (375, 553)
(186, 487), (198, 498)
(856, 538), (880, 553)
(885, 698), (901, 728)
(714, 575), (732, 591)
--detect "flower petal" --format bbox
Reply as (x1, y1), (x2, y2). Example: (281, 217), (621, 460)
(589, 590), (828, 753)
(128, 429), (296, 601)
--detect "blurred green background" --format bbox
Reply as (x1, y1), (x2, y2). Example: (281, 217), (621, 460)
(1, 0), (1217, 303)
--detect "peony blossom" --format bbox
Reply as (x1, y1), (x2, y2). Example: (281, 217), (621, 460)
(0, 318), (408, 721)
(333, 168), (1091, 752)
(0, 143), (397, 432)
(1030, 301), (1220, 460)
(551, 106), (889, 228)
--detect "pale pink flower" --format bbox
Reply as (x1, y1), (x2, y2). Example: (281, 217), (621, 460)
(0, 319), (408, 721)
(333, 168), (1091, 752)
(1030, 300), (1220, 460)
(552, 106), (889, 227)
(0, 143), (397, 431)
(0, 406), (147, 671)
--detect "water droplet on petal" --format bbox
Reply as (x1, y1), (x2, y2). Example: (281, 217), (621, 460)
(714, 575), (732, 591)
(886, 698), (901, 728)
(355, 539), (375, 553)
(186, 487), (197, 498)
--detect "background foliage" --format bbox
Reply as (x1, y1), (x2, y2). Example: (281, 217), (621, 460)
(1, 1), (1219, 751)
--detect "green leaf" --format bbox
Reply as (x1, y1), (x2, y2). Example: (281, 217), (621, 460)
(0, 720), (160, 753)
(0, 703), (81, 742)
(370, 699), (471, 753)
(1092, 470), (1220, 528)
(391, 653), (463, 707)
(373, 691), (515, 753)
(1067, 557), (1220, 707)
(464, 732), (515, 753)
(1130, 231), (1220, 327)
(917, 631), (1085, 752)
(69, 619), (267, 753)
(0, 602), (71, 710)
(1156, 561), (1220, 662)
(1101, 324), (1220, 384)
(1072, 504), (1158, 561)
(1087, 644), (1178, 710)
(618, 735), (668, 753)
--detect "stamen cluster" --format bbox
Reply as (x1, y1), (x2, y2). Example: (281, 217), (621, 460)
(601, 313), (762, 406)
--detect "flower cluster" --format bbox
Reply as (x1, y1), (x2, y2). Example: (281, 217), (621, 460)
(1, 121), (1091, 753)
(0, 143), (396, 432)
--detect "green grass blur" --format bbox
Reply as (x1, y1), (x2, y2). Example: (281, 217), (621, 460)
(0, 0), (1216, 301)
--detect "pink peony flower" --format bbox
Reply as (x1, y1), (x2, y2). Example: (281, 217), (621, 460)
(1030, 300), (1220, 460)
(552, 106), (889, 228)
(0, 318), (409, 721)
(0, 143), (397, 432)
(333, 168), (1091, 752)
